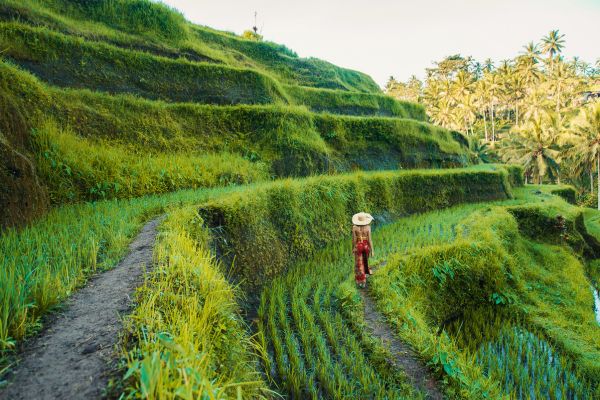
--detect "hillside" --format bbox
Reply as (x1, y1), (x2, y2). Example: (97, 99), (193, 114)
(2, 2), (598, 400)
(0, 0), (471, 228)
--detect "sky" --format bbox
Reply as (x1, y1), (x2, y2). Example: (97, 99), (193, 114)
(162, 0), (600, 88)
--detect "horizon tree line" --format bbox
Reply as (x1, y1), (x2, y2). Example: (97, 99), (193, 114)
(386, 30), (600, 207)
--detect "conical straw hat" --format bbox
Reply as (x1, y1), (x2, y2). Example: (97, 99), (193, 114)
(352, 212), (373, 226)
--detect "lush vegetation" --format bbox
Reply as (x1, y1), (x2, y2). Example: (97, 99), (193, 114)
(386, 30), (600, 203)
(119, 206), (270, 399)
(199, 166), (514, 289)
(370, 188), (599, 398)
(2, 1), (599, 399)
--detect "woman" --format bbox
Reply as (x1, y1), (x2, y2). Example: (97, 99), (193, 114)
(352, 212), (374, 288)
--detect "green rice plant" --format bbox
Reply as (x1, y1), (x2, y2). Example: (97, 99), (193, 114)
(119, 206), (269, 398)
(367, 189), (600, 398)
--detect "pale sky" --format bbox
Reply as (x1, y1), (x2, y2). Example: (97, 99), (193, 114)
(162, 0), (599, 88)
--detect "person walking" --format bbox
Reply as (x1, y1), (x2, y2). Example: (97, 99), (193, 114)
(352, 212), (374, 288)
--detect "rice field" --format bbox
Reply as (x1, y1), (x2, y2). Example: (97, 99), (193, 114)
(257, 241), (422, 399)
(257, 188), (600, 398)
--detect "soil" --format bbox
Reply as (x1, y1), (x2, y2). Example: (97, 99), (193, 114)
(361, 264), (444, 399)
(0, 217), (162, 400)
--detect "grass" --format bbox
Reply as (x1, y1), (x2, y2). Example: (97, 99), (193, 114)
(31, 120), (268, 202)
(368, 187), (600, 398)
(4, 0), (381, 93)
(0, 59), (472, 207)
(0, 184), (250, 353)
(199, 166), (514, 289)
(118, 206), (270, 399)
(257, 243), (421, 399)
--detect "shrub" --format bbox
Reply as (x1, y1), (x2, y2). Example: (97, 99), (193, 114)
(551, 186), (577, 204)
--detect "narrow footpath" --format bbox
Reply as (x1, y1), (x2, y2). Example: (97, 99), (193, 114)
(361, 264), (444, 399)
(1, 217), (162, 400)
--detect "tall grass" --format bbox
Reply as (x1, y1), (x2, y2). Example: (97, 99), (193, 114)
(0, 184), (248, 351)
(119, 206), (270, 399)
(369, 188), (600, 397)
(32, 121), (268, 202)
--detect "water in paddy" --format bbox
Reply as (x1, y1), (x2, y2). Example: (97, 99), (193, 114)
(592, 285), (600, 325)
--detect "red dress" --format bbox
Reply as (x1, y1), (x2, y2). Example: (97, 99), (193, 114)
(353, 226), (372, 284)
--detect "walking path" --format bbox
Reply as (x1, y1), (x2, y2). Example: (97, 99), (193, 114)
(361, 264), (444, 399)
(0, 217), (161, 400)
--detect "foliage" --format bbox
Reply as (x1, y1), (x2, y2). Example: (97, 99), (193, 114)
(198, 167), (514, 289)
(286, 85), (427, 119)
(386, 30), (599, 190)
(0, 60), (470, 208)
(0, 184), (247, 353)
(31, 121), (268, 202)
(119, 206), (269, 399)
(0, 22), (291, 106)
(1, 0), (380, 93)
(371, 189), (600, 397)
(257, 240), (420, 398)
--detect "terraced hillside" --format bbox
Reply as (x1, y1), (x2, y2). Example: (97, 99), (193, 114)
(0, 0), (472, 228)
(2, 1), (598, 400)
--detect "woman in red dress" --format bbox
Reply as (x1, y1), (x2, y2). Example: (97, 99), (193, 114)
(352, 212), (374, 288)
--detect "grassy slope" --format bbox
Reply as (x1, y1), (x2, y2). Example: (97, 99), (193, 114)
(0, 167), (511, 397)
(369, 187), (600, 398)
(1, 60), (469, 205)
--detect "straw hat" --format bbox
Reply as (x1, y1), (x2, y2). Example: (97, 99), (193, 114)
(352, 212), (373, 226)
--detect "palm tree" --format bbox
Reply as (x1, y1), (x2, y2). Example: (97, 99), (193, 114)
(521, 41), (541, 63)
(499, 116), (560, 184)
(541, 30), (565, 70)
(562, 103), (600, 208)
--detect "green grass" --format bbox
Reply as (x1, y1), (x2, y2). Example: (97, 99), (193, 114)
(0, 184), (249, 352)
(0, 1), (381, 94)
(257, 243), (421, 399)
(0, 59), (472, 208)
(119, 206), (270, 399)
(199, 166), (514, 289)
(31, 120), (268, 202)
(368, 188), (600, 397)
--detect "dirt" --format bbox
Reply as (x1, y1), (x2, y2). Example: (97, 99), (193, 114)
(0, 217), (162, 400)
(361, 264), (444, 400)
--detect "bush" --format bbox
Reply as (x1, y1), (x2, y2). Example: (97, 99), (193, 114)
(550, 186), (577, 204)
(198, 168), (513, 289)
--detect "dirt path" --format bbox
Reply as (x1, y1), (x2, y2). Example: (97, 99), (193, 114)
(0, 217), (162, 400)
(361, 264), (444, 399)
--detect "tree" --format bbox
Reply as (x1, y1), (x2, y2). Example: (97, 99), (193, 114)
(541, 30), (565, 69)
(562, 103), (600, 208)
(499, 116), (561, 184)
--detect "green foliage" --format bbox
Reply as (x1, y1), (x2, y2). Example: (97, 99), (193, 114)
(0, 22), (291, 106)
(0, 1), (381, 93)
(0, 60), (470, 206)
(199, 167), (513, 289)
(285, 85), (427, 119)
(257, 241), (419, 398)
(550, 185), (577, 204)
(370, 189), (600, 396)
(120, 207), (269, 398)
(48, 0), (189, 41)
(31, 121), (268, 202)
(0, 184), (246, 352)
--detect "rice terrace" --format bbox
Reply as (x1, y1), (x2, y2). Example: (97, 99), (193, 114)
(0, 0), (599, 399)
